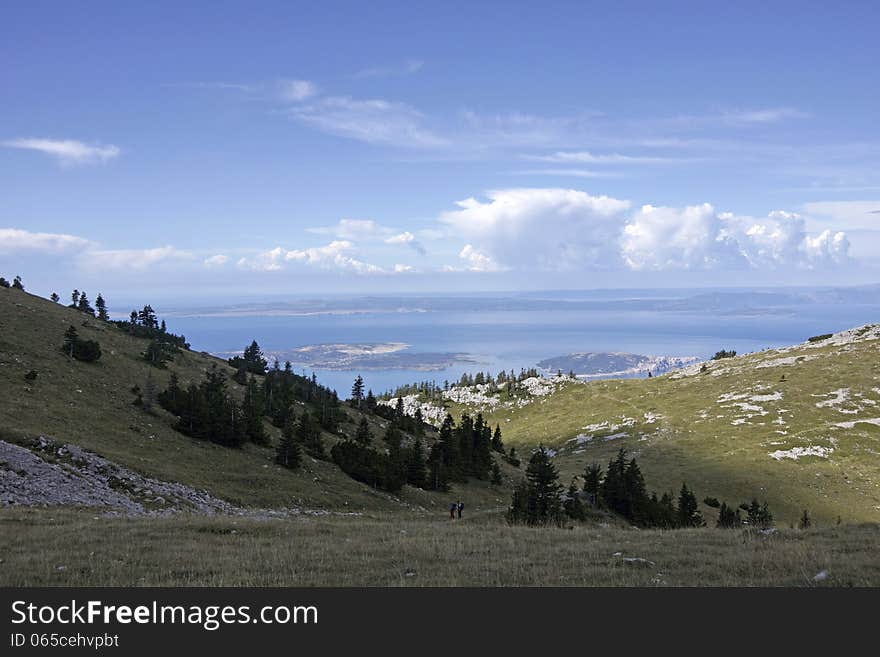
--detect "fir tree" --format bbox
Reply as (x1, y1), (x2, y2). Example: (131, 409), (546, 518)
(351, 375), (365, 408)
(50, 292), (60, 303)
(276, 414), (302, 470)
(71, 289), (80, 306)
(95, 294), (109, 321)
(354, 417), (373, 445)
(563, 481), (587, 520)
(0, 277), (9, 288)
(242, 377), (269, 446)
(405, 438), (427, 488)
(523, 446), (563, 525)
(77, 291), (94, 315)
(63, 325), (79, 358)
(491, 424), (504, 452)
(12, 275), (24, 290)
(296, 411), (324, 458)
(677, 483), (703, 527)
(583, 462), (603, 507)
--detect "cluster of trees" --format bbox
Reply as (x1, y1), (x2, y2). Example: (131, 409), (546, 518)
(157, 367), (268, 448)
(155, 341), (342, 454)
(710, 497), (774, 529)
(711, 349), (737, 360)
(508, 447), (777, 530)
(0, 275), (24, 290)
(331, 419), (425, 493)
(110, 304), (189, 351)
(65, 289), (108, 320)
(380, 367), (554, 402)
(425, 412), (504, 491)
(61, 325), (102, 362)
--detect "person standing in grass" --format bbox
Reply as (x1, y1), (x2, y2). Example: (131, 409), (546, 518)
(457, 500), (464, 519)
(449, 501), (456, 519)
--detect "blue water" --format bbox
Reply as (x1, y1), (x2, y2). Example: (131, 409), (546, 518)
(164, 299), (880, 395)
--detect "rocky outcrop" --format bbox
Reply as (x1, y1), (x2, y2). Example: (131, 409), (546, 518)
(0, 436), (240, 515)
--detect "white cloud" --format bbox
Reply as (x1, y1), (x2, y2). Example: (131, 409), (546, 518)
(2, 138), (121, 166)
(802, 200), (880, 231)
(82, 246), (193, 270)
(458, 244), (503, 272)
(0, 227), (92, 254)
(203, 254), (229, 267)
(524, 151), (690, 165)
(440, 188), (631, 270)
(239, 241), (386, 274)
(277, 79), (318, 102)
(621, 205), (850, 271)
(393, 263), (415, 273)
(384, 231), (426, 255)
(308, 218), (393, 240)
(289, 96), (447, 148)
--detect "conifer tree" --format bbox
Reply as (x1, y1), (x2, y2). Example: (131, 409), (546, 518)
(405, 438), (427, 488)
(276, 415), (302, 470)
(523, 446), (563, 525)
(351, 375), (365, 408)
(71, 289), (80, 306)
(95, 294), (109, 321)
(677, 483), (703, 527)
(12, 275), (23, 290)
(50, 292), (60, 303)
(297, 411), (324, 458)
(563, 481), (587, 520)
(63, 325), (79, 358)
(0, 277), (9, 288)
(491, 424), (504, 452)
(242, 377), (269, 446)
(354, 417), (373, 445)
(583, 462), (603, 507)
(716, 502), (741, 528)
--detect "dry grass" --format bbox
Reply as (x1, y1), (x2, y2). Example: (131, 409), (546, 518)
(1, 508), (877, 587)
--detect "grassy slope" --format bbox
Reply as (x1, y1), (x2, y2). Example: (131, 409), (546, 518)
(464, 328), (880, 525)
(2, 508), (877, 586)
(0, 288), (511, 514)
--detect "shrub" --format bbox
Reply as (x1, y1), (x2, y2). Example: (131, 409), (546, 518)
(807, 333), (833, 343)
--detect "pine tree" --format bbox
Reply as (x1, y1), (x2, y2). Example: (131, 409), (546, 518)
(78, 291), (93, 315)
(50, 292), (60, 303)
(563, 481), (587, 520)
(12, 275), (24, 290)
(491, 424), (504, 452)
(351, 375), (365, 408)
(0, 277), (9, 288)
(677, 483), (703, 527)
(95, 294), (109, 321)
(242, 377), (269, 445)
(71, 289), (80, 306)
(63, 325), (79, 358)
(276, 415), (302, 470)
(583, 462), (603, 507)
(354, 417), (373, 445)
(523, 446), (563, 525)
(297, 411), (324, 458)
(406, 439), (427, 488)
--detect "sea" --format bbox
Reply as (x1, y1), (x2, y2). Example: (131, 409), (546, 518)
(155, 288), (880, 395)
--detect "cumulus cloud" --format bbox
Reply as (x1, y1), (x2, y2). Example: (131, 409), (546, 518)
(384, 231), (426, 254)
(239, 241), (385, 274)
(621, 205), (849, 270)
(0, 227), (92, 254)
(203, 254), (229, 267)
(2, 138), (120, 165)
(439, 188), (851, 273)
(440, 188), (631, 270)
(289, 96), (447, 148)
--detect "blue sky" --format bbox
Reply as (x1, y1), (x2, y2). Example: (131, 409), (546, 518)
(2, 0), (879, 301)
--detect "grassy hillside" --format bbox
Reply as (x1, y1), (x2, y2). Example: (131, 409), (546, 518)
(435, 326), (880, 524)
(0, 287), (511, 514)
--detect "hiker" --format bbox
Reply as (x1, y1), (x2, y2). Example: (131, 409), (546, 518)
(449, 501), (456, 519)
(457, 500), (464, 519)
